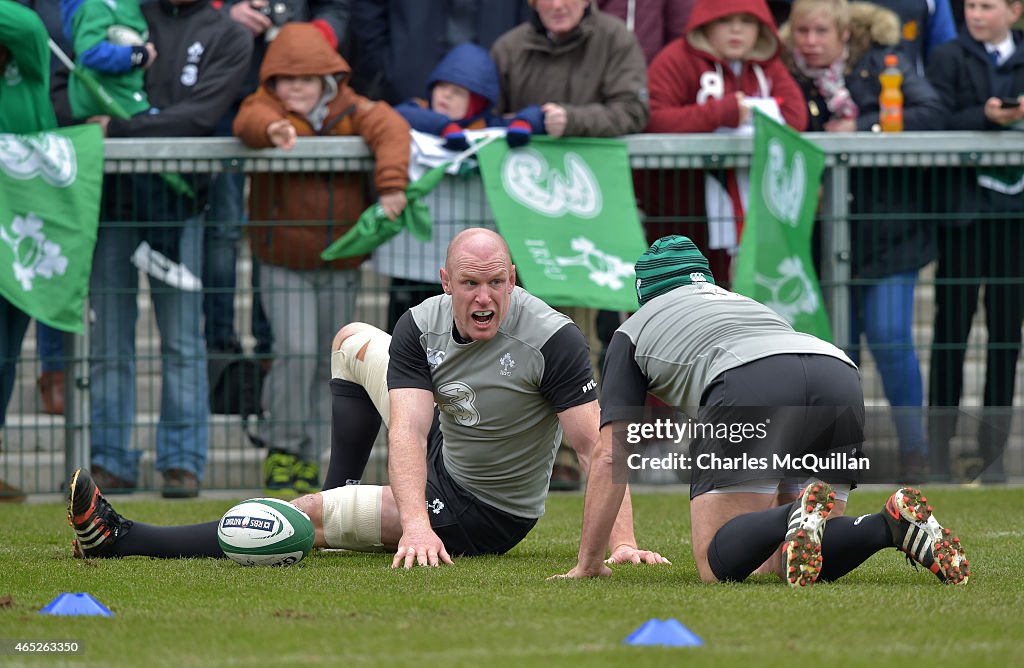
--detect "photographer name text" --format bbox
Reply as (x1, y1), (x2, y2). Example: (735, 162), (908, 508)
(626, 451), (870, 474)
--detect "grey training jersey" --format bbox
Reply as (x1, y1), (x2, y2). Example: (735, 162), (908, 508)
(601, 283), (855, 425)
(389, 287), (596, 518)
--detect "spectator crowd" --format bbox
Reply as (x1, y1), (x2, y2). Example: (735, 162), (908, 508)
(1, 0), (1021, 502)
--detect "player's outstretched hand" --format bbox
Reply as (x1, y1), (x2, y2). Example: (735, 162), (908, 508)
(605, 544), (672, 566)
(392, 525), (453, 569)
(548, 560), (613, 580)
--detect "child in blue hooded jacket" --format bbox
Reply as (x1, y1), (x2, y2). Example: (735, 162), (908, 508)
(380, 42), (543, 330)
(395, 42), (543, 149)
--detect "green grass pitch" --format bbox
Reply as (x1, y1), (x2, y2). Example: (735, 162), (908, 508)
(1, 486), (1021, 666)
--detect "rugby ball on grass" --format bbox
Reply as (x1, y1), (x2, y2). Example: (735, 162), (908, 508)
(217, 498), (315, 567)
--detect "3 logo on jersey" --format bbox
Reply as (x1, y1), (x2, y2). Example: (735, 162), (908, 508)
(180, 41), (205, 87)
(437, 381), (480, 426)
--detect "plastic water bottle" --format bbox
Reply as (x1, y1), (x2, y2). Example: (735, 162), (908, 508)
(879, 54), (903, 132)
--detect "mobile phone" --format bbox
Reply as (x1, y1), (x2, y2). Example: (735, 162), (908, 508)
(999, 96), (1021, 108)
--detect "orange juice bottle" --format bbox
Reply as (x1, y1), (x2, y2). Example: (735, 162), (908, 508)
(879, 54), (903, 132)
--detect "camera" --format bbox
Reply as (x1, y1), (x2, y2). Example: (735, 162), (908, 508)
(251, 0), (296, 40)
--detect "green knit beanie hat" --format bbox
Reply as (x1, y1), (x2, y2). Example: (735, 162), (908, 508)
(634, 235), (715, 306)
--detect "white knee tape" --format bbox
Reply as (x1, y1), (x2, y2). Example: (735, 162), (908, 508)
(321, 485), (385, 552)
(330, 327), (392, 428)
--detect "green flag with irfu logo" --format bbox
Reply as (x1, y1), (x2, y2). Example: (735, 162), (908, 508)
(0, 125), (103, 333)
(476, 137), (648, 311)
(733, 111), (832, 341)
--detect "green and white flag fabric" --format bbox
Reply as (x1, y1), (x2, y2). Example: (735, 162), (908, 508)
(476, 136), (647, 311)
(733, 111), (832, 341)
(0, 125), (103, 332)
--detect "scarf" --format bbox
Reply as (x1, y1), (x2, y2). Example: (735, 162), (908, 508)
(793, 48), (858, 120)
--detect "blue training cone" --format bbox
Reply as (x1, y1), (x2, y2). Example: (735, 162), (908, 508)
(39, 592), (114, 617)
(624, 618), (703, 647)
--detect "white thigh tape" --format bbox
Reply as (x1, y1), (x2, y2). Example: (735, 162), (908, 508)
(706, 478), (782, 495)
(321, 485), (385, 552)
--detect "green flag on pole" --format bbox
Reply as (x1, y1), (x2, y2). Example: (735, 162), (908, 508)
(732, 111), (832, 341)
(0, 125), (104, 333)
(476, 137), (647, 311)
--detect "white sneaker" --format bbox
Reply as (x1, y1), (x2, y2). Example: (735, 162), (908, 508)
(130, 241), (202, 292)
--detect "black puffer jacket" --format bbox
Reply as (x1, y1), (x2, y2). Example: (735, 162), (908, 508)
(782, 3), (943, 278)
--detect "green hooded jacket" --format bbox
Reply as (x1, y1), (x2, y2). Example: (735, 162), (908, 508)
(0, 0), (58, 132)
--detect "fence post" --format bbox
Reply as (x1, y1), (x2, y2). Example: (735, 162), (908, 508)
(821, 157), (851, 349)
(63, 326), (88, 485)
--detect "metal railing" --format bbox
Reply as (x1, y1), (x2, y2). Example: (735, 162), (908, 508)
(4, 132), (1022, 493)
(102, 130), (1024, 348)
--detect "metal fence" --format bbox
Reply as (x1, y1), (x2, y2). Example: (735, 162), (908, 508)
(4, 132), (1023, 495)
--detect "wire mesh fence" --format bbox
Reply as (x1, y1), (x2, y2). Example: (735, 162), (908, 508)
(3, 133), (1022, 495)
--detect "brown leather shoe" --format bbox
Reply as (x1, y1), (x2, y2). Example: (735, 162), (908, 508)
(161, 468), (199, 499)
(38, 370), (65, 416)
(0, 479), (26, 503)
(91, 465), (136, 494)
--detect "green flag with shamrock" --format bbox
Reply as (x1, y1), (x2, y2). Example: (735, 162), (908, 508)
(476, 136), (647, 311)
(0, 125), (103, 333)
(732, 111), (832, 341)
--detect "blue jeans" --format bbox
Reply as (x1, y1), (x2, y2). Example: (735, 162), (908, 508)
(0, 298), (31, 427)
(88, 214), (209, 482)
(203, 170), (243, 350)
(847, 271), (926, 456)
(203, 169), (273, 353)
(36, 321), (65, 373)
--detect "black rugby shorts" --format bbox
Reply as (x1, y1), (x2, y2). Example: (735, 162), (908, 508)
(423, 412), (537, 556)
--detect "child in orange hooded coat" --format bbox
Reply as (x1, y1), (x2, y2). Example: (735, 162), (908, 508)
(233, 22), (410, 496)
